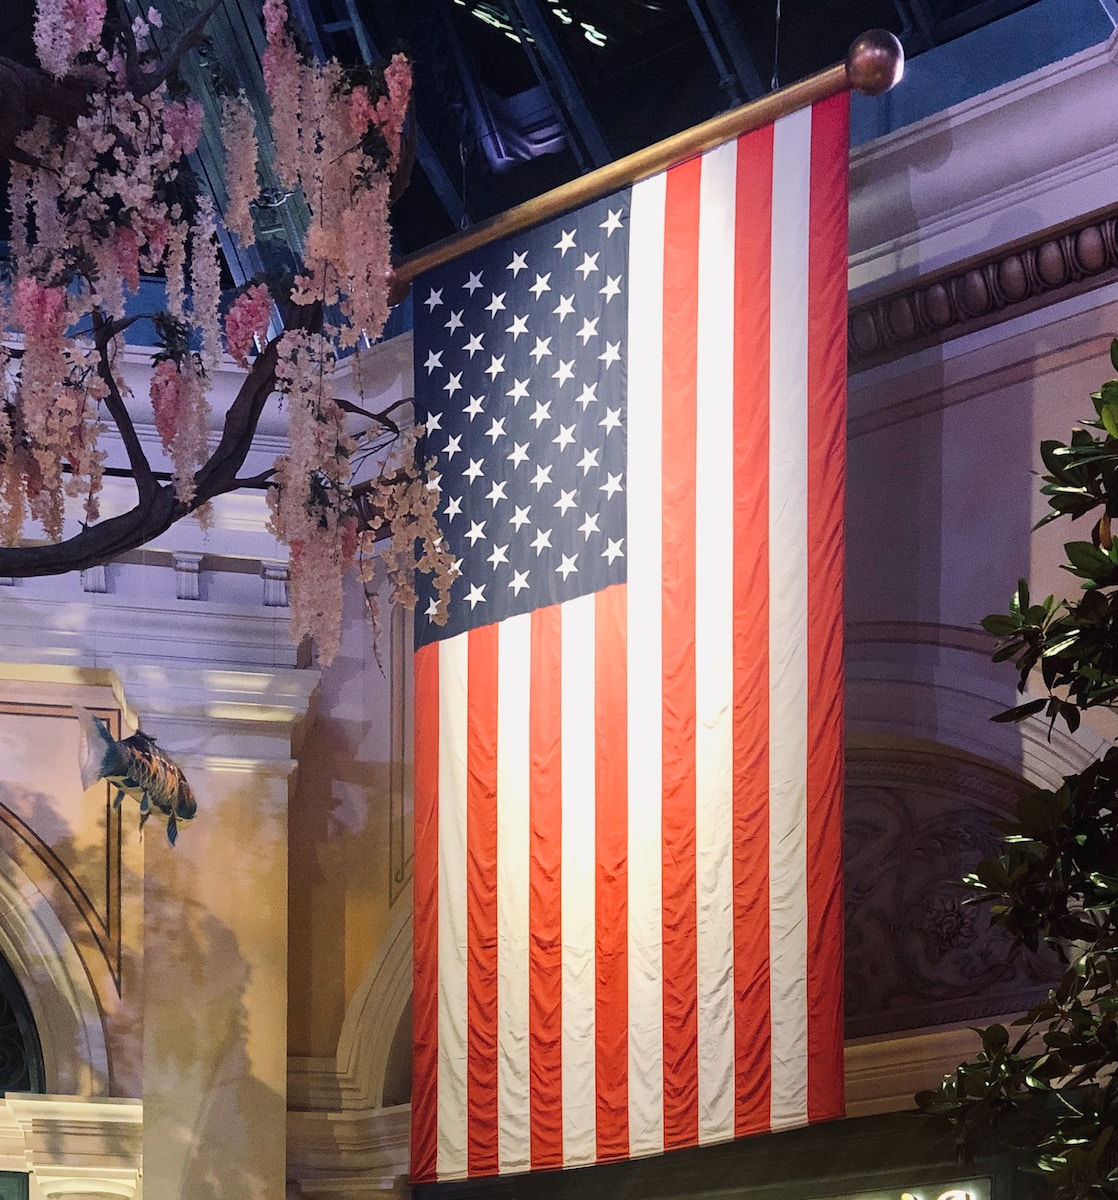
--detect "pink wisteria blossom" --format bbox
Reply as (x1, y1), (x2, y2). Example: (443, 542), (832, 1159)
(224, 285), (272, 368)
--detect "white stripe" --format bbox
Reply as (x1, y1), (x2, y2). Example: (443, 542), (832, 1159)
(767, 105), (812, 1130)
(625, 172), (666, 1160)
(694, 138), (738, 1146)
(496, 612), (532, 1172)
(437, 632), (470, 1177)
(560, 592), (597, 1165)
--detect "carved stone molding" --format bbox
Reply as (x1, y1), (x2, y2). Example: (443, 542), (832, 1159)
(0, 1095), (141, 1198)
(844, 746), (1063, 1039)
(848, 205), (1118, 371)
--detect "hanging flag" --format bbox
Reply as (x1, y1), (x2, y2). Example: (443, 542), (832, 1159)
(411, 90), (849, 1184)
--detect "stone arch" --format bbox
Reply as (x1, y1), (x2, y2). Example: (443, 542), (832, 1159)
(336, 899), (412, 1109)
(0, 844), (109, 1095)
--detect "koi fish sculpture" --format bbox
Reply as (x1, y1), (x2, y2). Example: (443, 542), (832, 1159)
(74, 706), (197, 846)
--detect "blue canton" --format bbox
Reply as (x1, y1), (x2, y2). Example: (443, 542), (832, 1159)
(414, 192), (630, 647)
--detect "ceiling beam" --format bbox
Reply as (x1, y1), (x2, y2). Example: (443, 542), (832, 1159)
(503, 0), (611, 171)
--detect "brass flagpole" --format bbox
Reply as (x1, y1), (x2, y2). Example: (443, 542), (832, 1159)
(392, 29), (903, 289)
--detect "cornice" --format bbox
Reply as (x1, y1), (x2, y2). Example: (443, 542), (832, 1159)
(848, 203), (1118, 371)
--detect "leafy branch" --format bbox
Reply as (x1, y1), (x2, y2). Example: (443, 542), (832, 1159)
(917, 338), (1118, 1199)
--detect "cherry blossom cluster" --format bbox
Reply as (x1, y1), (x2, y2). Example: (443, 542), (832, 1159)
(1, 0), (436, 666)
(266, 330), (357, 665)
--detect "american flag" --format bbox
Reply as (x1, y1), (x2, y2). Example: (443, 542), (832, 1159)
(411, 92), (848, 1184)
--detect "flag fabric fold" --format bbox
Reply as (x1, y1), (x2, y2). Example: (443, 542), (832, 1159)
(411, 91), (849, 1184)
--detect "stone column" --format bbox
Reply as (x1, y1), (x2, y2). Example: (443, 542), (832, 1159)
(115, 664), (317, 1200)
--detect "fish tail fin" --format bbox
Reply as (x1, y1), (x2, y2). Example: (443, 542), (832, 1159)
(74, 706), (123, 792)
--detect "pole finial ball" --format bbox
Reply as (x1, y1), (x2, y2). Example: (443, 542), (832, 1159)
(845, 29), (905, 96)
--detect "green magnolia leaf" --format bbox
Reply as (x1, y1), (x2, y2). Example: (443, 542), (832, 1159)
(990, 698), (1047, 723)
(982, 613), (1021, 636)
(1065, 541), (1113, 578)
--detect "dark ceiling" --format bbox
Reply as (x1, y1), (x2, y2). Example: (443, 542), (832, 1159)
(296, 0), (1044, 256)
(2, 0), (1043, 262)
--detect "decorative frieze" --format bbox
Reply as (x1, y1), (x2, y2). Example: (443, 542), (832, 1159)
(849, 206), (1118, 371)
(262, 561), (290, 608)
(80, 565), (108, 594)
(173, 551), (204, 601)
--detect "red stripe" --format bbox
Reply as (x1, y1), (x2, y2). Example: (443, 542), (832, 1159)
(411, 642), (441, 1183)
(466, 625), (500, 1175)
(659, 156), (701, 1152)
(595, 584), (629, 1160)
(805, 91), (848, 1123)
(731, 123), (774, 1137)
(529, 606), (564, 1169)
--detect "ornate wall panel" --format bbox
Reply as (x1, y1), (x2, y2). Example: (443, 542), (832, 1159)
(845, 747), (1063, 1039)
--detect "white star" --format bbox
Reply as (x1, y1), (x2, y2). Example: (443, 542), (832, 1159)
(445, 309), (463, 332)
(485, 354), (505, 379)
(425, 410), (442, 434)
(488, 543), (510, 567)
(485, 291), (507, 316)
(443, 434), (463, 460)
(463, 458), (485, 482)
(425, 596), (441, 619)
(423, 349), (443, 374)
(600, 406), (621, 433)
(449, 557), (463, 577)
(424, 287), (443, 310)
(602, 537), (625, 563)
(529, 336), (552, 363)
(508, 569), (530, 595)
(530, 464), (553, 491)
(530, 400), (552, 427)
(444, 495), (462, 521)
(463, 394), (485, 420)
(465, 520), (487, 545)
(577, 447), (599, 474)
(600, 275), (622, 301)
(507, 442), (530, 467)
(553, 294), (575, 321)
(506, 314), (529, 340)
(553, 423), (577, 450)
(578, 511), (600, 538)
(554, 229), (577, 255)
(600, 471), (624, 498)
(426, 469), (442, 492)
(531, 528), (553, 555)
(556, 554), (578, 580)
(600, 208), (623, 236)
(575, 383), (598, 409)
(463, 333), (484, 357)
(529, 272), (552, 299)
(576, 316), (599, 344)
(510, 504), (532, 530)
(554, 488), (577, 515)
(576, 251), (599, 279)
(443, 371), (463, 396)
(486, 417), (506, 442)
(507, 250), (528, 276)
(599, 340), (621, 368)
(552, 359), (575, 385)
(507, 378), (530, 404)
(466, 583), (487, 609)
(486, 480), (508, 506)
(463, 270), (484, 294)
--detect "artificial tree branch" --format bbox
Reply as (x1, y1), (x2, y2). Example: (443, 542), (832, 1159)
(91, 312), (157, 497)
(0, 56), (92, 167)
(123, 0), (225, 97)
